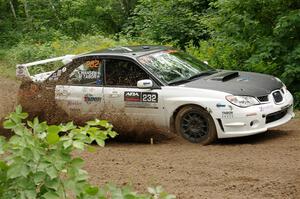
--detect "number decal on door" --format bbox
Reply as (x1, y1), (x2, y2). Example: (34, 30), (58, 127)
(142, 92), (158, 103)
(124, 92), (158, 103)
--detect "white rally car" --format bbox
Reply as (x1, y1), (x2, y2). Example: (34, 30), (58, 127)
(16, 46), (294, 144)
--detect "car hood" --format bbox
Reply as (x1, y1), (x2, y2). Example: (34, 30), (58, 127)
(182, 70), (283, 97)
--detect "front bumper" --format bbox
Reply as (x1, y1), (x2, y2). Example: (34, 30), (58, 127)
(214, 90), (294, 138)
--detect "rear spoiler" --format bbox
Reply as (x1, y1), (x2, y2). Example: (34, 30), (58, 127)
(16, 55), (75, 81)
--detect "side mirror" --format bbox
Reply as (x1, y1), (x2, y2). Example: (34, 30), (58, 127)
(137, 79), (153, 89)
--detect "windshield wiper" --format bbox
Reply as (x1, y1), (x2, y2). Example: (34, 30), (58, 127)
(187, 70), (217, 81)
(169, 70), (217, 86)
(169, 79), (191, 85)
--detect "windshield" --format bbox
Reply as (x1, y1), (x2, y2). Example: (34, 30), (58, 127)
(138, 50), (214, 85)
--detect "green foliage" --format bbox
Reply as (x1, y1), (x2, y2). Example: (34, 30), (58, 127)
(0, 105), (175, 199)
(0, 0), (299, 107)
(1, 35), (154, 78)
(124, 0), (210, 48)
(0, 0), (138, 47)
(192, 0), (300, 107)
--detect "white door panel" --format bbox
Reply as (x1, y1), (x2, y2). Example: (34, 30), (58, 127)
(55, 85), (104, 117)
(103, 87), (166, 127)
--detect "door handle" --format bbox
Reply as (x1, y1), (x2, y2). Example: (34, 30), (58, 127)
(110, 91), (120, 98)
(56, 89), (70, 97)
(45, 86), (53, 90)
(61, 90), (70, 96)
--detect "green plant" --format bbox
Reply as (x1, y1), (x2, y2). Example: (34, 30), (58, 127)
(124, 0), (209, 48)
(198, 0), (300, 108)
(0, 105), (175, 199)
(1, 34), (154, 78)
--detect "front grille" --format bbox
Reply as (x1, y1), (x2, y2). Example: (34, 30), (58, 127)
(272, 91), (283, 103)
(257, 95), (269, 102)
(266, 108), (288, 124)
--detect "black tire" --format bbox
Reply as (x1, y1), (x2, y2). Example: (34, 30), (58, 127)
(175, 105), (217, 145)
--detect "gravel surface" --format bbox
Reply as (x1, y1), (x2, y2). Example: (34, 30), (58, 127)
(81, 121), (300, 199)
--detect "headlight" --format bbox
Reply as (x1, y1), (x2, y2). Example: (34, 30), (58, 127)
(275, 77), (287, 93)
(275, 77), (282, 84)
(226, 95), (260, 108)
(275, 77), (286, 88)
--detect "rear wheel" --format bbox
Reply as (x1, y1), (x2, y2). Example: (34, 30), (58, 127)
(175, 105), (217, 145)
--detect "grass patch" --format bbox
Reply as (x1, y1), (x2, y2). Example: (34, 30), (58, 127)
(0, 60), (15, 79)
(0, 49), (15, 79)
(294, 110), (300, 119)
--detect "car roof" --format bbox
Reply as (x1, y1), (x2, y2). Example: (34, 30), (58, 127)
(81, 45), (173, 58)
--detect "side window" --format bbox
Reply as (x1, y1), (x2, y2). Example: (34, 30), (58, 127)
(68, 59), (103, 86)
(105, 59), (149, 87)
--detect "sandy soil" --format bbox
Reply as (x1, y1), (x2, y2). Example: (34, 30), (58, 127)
(0, 77), (19, 119)
(0, 76), (299, 199)
(82, 122), (300, 199)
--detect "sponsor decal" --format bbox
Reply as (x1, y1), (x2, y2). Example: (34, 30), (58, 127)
(125, 102), (159, 109)
(67, 100), (81, 106)
(86, 60), (101, 69)
(124, 91), (158, 108)
(222, 111), (233, 119)
(124, 91), (141, 102)
(70, 108), (81, 113)
(84, 94), (101, 104)
(216, 103), (226, 108)
(124, 91), (158, 103)
(78, 71), (100, 79)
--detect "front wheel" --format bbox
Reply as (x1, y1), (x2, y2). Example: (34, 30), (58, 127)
(175, 105), (217, 145)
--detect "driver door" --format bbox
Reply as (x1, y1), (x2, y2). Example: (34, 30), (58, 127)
(55, 56), (104, 121)
(103, 58), (166, 128)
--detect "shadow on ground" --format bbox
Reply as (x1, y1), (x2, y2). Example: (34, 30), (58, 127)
(214, 130), (289, 145)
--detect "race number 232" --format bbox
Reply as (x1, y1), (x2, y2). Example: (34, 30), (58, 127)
(142, 92), (158, 103)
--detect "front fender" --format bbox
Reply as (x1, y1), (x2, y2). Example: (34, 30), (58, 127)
(163, 97), (228, 130)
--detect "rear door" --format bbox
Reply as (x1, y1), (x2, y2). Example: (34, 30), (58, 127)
(54, 56), (104, 120)
(103, 58), (166, 128)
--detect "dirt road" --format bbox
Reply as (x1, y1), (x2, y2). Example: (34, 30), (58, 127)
(82, 121), (300, 199)
(0, 77), (299, 199)
(0, 77), (19, 119)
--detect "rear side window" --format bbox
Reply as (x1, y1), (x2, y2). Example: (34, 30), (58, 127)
(68, 59), (103, 86)
(105, 59), (149, 87)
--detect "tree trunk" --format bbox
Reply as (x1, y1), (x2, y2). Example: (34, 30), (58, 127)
(23, 0), (29, 19)
(48, 0), (62, 27)
(9, 1), (17, 19)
